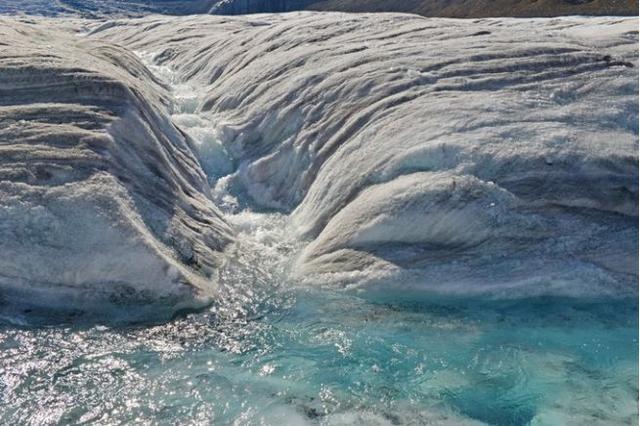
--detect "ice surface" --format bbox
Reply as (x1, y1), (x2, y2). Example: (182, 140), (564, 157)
(90, 13), (638, 295)
(0, 18), (233, 321)
(0, 12), (636, 319)
(0, 0), (636, 18)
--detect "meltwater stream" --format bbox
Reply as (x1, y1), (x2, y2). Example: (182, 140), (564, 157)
(0, 256), (636, 424)
(0, 53), (637, 426)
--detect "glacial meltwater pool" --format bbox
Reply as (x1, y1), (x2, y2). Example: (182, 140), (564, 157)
(0, 211), (637, 426)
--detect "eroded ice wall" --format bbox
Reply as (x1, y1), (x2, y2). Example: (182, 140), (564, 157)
(0, 18), (233, 321)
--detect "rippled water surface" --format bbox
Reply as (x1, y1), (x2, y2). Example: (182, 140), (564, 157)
(0, 268), (636, 425)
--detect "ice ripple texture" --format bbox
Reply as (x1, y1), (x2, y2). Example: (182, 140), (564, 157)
(0, 17), (234, 321)
(0, 12), (638, 318)
(89, 13), (638, 298)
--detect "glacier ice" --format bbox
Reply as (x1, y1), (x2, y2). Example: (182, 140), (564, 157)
(0, 12), (637, 320)
(0, 18), (233, 321)
(0, 0), (636, 18)
(91, 13), (638, 295)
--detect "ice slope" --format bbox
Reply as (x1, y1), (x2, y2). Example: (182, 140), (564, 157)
(0, 18), (233, 321)
(0, 1), (218, 17)
(91, 13), (638, 296)
(308, 0), (639, 18)
(1, 0), (636, 17)
(0, 0), (309, 17)
(208, 0), (317, 14)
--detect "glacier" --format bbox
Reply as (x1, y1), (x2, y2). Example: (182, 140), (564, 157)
(0, 0), (636, 17)
(0, 12), (637, 320)
(0, 17), (234, 321)
(90, 13), (638, 295)
(0, 9), (638, 425)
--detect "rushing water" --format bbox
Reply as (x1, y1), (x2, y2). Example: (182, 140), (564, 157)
(0, 290), (637, 425)
(0, 54), (637, 426)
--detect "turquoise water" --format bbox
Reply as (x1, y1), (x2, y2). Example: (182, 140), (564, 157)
(0, 285), (636, 425)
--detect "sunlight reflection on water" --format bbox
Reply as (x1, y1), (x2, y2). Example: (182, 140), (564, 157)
(0, 281), (636, 425)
